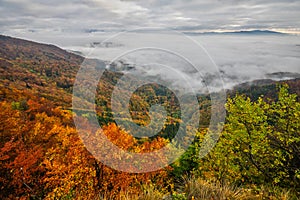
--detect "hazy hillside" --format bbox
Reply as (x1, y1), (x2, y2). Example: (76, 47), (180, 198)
(0, 35), (84, 105)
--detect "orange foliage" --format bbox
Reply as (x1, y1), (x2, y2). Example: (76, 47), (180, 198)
(0, 36), (172, 199)
(0, 85), (170, 199)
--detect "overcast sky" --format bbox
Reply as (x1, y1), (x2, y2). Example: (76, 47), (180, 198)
(1, 0), (300, 35)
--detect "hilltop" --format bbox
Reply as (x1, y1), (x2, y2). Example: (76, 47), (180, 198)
(0, 35), (83, 105)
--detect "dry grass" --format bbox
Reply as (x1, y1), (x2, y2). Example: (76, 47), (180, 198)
(181, 177), (252, 200)
(94, 178), (296, 200)
(180, 177), (296, 200)
(95, 184), (166, 200)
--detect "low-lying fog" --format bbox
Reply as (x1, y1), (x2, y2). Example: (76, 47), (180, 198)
(20, 31), (300, 92)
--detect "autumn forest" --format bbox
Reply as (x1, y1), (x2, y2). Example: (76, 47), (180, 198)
(0, 35), (300, 199)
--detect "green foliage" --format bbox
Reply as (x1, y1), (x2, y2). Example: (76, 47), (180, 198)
(200, 84), (300, 193)
(11, 99), (29, 111)
(171, 133), (202, 179)
(171, 193), (187, 200)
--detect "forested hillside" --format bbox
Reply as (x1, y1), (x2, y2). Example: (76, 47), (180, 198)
(0, 35), (299, 199)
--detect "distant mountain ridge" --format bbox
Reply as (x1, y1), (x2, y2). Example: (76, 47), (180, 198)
(185, 30), (286, 35)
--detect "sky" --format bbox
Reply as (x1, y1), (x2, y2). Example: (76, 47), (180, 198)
(1, 0), (300, 36)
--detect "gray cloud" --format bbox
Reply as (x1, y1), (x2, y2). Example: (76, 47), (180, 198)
(1, 0), (299, 36)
